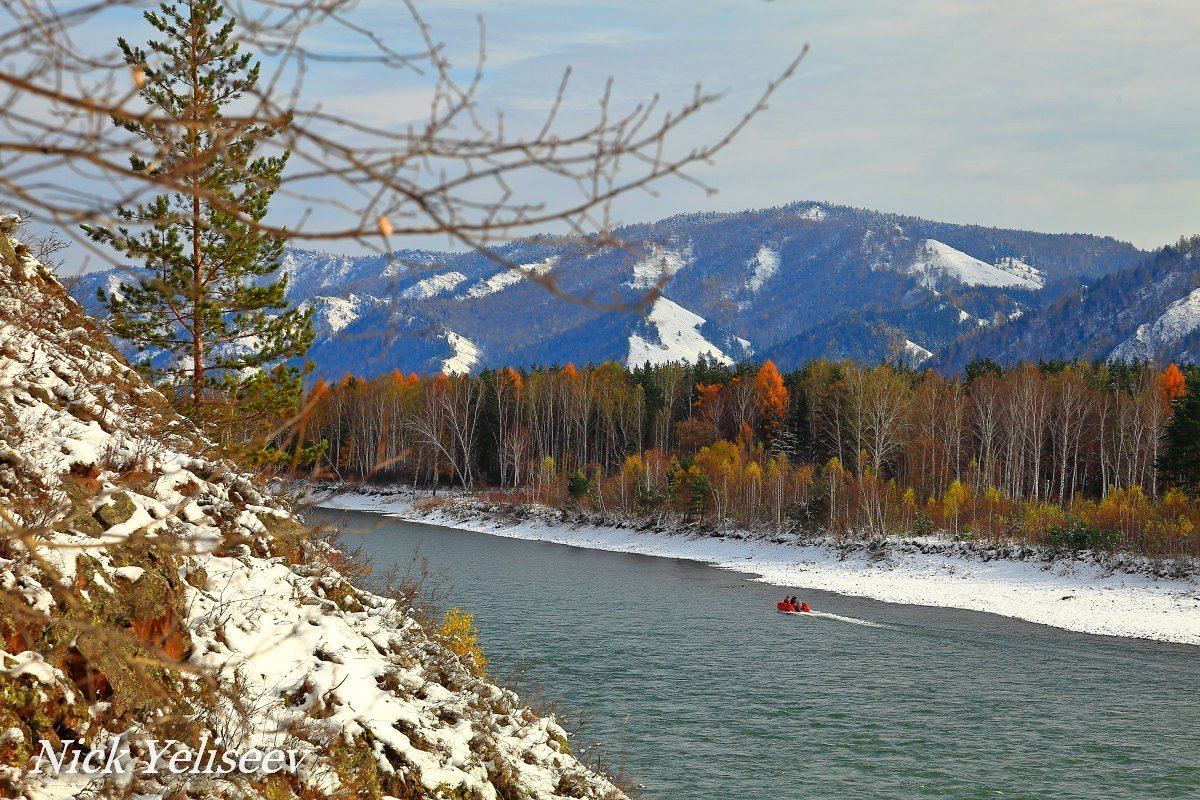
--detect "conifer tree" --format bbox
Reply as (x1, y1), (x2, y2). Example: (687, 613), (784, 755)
(1159, 369), (1200, 491)
(85, 0), (312, 461)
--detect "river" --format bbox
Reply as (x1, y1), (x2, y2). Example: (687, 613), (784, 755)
(314, 509), (1200, 800)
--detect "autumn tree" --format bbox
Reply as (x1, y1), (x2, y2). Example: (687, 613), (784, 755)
(1159, 369), (1200, 492)
(753, 360), (789, 448)
(1158, 363), (1186, 415)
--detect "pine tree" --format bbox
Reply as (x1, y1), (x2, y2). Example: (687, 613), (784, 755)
(1158, 370), (1200, 491)
(85, 0), (312, 461)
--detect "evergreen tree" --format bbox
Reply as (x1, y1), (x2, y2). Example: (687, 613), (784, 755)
(1159, 370), (1200, 491)
(85, 0), (312, 461)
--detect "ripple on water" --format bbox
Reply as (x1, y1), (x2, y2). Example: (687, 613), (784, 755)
(319, 510), (1200, 800)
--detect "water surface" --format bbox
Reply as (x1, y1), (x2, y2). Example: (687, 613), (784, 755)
(315, 509), (1200, 800)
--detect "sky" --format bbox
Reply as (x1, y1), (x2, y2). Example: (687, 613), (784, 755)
(283, 0), (1197, 251)
(48, 0), (1200, 266)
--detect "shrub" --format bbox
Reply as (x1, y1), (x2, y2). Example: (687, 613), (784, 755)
(1045, 519), (1120, 553)
(438, 608), (488, 676)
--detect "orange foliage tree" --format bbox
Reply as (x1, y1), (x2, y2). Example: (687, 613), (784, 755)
(1158, 363), (1186, 415)
(752, 360), (788, 445)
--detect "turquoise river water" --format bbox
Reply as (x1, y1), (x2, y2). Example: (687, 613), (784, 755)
(315, 509), (1200, 800)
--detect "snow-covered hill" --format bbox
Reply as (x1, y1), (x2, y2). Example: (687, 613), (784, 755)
(901, 239), (1045, 290)
(1110, 274), (1200, 362)
(627, 297), (747, 367)
(0, 217), (624, 799)
(943, 237), (1200, 369)
(72, 201), (1145, 377)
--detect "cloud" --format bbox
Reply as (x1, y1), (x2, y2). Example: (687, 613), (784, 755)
(77, 0), (1200, 268)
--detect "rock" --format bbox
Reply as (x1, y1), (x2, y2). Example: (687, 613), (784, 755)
(71, 514), (107, 538)
(94, 491), (136, 529)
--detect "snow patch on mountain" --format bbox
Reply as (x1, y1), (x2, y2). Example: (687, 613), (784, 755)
(747, 245), (780, 293)
(995, 256), (1045, 288)
(401, 270), (467, 300)
(1110, 287), (1200, 362)
(462, 257), (557, 299)
(799, 205), (827, 221)
(905, 240), (1044, 290)
(627, 297), (732, 367)
(628, 245), (689, 289)
(304, 294), (364, 335)
(442, 330), (481, 374)
(903, 339), (933, 365)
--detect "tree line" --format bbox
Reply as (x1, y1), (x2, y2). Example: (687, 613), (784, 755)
(299, 357), (1200, 559)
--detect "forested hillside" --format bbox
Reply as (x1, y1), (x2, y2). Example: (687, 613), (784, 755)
(74, 202), (1143, 378)
(942, 236), (1200, 370)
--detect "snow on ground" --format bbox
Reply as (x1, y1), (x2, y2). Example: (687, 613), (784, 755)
(462, 257), (557, 299)
(903, 339), (933, 365)
(798, 205), (827, 221)
(0, 227), (622, 799)
(1110, 286), (1200, 362)
(746, 245), (779, 293)
(441, 330), (480, 374)
(401, 270), (467, 300)
(904, 240), (1044, 290)
(320, 490), (1200, 647)
(627, 245), (689, 289)
(626, 297), (732, 367)
(994, 256), (1044, 287)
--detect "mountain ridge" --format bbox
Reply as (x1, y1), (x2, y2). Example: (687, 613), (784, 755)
(71, 200), (1150, 378)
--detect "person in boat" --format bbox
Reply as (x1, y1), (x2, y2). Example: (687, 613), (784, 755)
(789, 595), (798, 608)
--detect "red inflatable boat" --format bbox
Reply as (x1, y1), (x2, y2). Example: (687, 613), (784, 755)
(776, 601), (812, 613)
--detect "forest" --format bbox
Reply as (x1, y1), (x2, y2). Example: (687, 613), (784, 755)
(297, 357), (1200, 559)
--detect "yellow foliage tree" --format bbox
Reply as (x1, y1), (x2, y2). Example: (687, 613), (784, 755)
(942, 480), (972, 535)
(438, 608), (488, 675)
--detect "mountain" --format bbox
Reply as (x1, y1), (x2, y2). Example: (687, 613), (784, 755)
(0, 217), (624, 798)
(940, 236), (1200, 370)
(72, 201), (1144, 378)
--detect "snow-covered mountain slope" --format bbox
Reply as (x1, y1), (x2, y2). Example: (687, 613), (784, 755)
(72, 201), (1145, 376)
(0, 219), (624, 799)
(902, 239), (1045, 290)
(442, 330), (481, 374)
(903, 339), (934, 365)
(1110, 280), (1200, 362)
(943, 237), (1200, 369)
(627, 244), (689, 290)
(401, 270), (467, 300)
(746, 245), (779, 293)
(461, 257), (558, 300)
(627, 297), (736, 367)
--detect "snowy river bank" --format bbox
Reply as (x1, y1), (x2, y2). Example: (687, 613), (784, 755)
(313, 487), (1200, 646)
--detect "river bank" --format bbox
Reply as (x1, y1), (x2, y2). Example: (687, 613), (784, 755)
(312, 486), (1200, 646)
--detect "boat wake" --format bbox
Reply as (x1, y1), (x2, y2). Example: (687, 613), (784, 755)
(783, 610), (889, 629)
